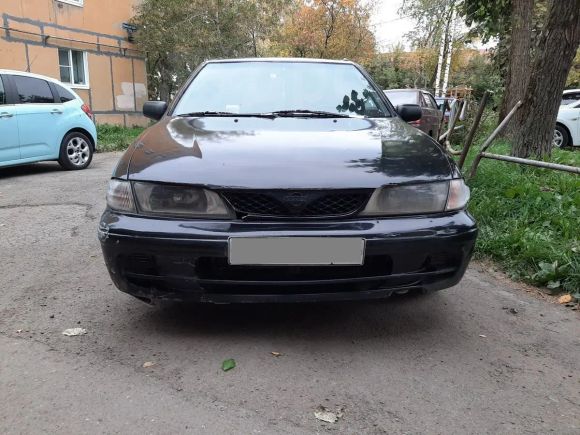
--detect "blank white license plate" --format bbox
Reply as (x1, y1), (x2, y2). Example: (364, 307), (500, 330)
(228, 237), (365, 266)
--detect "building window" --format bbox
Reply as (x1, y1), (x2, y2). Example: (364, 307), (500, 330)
(57, 0), (84, 6)
(58, 49), (89, 88)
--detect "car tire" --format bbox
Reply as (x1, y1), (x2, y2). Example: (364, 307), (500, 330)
(58, 131), (93, 170)
(553, 125), (569, 148)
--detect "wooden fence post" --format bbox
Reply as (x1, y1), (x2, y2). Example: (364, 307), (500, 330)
(458, 91), (489, 169)
(468, 101), (523, 179)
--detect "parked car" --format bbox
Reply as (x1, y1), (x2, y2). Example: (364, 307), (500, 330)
(384, 89), (442, 139)
(560, 89), (580, 106)
(435, 96), (456, 124)
(554, 96), (580, 147)
(0, 70), (96, 170)
(99, 58), (476, 304)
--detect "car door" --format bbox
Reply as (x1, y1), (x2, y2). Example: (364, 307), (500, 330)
(565, 101), (580, 145)
(0, 74), (20, 164)
(11, 74), (62, 159)
(423, 92), (442, 138)
(419, 92), (437, 137)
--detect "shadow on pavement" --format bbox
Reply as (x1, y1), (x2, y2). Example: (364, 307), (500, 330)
(128, 291), (452, 343)
(0, 162), (63, 179)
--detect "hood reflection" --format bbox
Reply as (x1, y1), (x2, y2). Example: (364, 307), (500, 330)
(119, 116), (453, 189)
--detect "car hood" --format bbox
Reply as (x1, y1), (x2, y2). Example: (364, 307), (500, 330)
(123, 117), (453, 189)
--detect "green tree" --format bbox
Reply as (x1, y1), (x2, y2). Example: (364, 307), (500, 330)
(131, 0), (291, 100)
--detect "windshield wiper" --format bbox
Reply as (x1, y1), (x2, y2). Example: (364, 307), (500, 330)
(177, 111), (277, 119)
(269, 109), (353, 118)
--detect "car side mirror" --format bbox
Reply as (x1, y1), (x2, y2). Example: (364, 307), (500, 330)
(143, 101), (168, 121)
(397, 104), (422, 122)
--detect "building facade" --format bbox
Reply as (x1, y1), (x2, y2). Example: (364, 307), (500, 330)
(0, 0), (148, 126)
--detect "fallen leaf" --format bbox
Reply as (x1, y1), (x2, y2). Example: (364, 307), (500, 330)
(314, 405), (344, 423)
(62, 328), (87, 336)
(143, 361), (156, 368)
(222, 358), (236, 372)
(271, 352), (282, 357)
(558, 294), (572, 304)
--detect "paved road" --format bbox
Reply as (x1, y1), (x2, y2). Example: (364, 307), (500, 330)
(0, 153), (579, 435)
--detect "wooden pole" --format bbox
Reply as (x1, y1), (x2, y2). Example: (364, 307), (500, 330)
(468, 100), (523, 179)
(480, 153), (580, 174)
(458, 91), (489, 169)
(439, 99), (462, 143)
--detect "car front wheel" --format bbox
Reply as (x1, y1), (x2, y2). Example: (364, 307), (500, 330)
(553, 125), (569, 148)
(58, 132), (93, 170)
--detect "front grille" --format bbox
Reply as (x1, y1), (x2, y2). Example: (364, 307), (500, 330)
(220, 190), (371, 218)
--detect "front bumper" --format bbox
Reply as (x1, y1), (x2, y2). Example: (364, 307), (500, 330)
(98, 210), (477, 303)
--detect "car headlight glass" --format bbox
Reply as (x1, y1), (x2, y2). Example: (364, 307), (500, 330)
(106, 179), (135, 212)
(361, 180), (469, 216)
(133, 182), (233, 218)
(446, 179), (470, 211)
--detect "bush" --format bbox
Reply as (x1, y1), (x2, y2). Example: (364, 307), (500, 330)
(461, 119), (580, 293)
(96, 124), (146, 153)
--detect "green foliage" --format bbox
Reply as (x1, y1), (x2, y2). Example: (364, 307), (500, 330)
(462, 127), (580, 293)
(96, 124), (145, 153)
(400, 0), (455, 48)
(458, 0), (511, 43)
(131, 0), (292, 100)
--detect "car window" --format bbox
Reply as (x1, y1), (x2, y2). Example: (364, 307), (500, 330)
(424, 93), (438, 110)
(385, 91), (417, 107)
(561, 92), (580, 106)
(12, 75), (55, 104)
(0, 76), (5, 105)
(56, 84), (76, 103)
(174, 62), (390, 118)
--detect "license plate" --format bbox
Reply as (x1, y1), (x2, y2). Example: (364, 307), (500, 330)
(228, 237), (365, 266)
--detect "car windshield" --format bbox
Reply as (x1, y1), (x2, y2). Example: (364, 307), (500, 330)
(173, 61), (390, 118)
(385, 90), (418, 107)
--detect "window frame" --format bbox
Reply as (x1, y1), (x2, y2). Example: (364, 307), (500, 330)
(56, 0), (84, 7)
(423, 92), (438, 110)
(58, 48), (90, 89)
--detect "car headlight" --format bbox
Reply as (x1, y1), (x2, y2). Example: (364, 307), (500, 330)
(106, 179), (135, 212)
(360, 180), (470, 216)
(446, 179), (471, 211)
(132, 182), (234, 218)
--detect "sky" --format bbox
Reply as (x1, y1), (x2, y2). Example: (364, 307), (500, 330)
(370, 0), (495, 51)
(370, 0), (416, 51)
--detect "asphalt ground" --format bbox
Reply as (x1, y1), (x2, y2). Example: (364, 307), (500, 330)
(1, 153), (579, 434)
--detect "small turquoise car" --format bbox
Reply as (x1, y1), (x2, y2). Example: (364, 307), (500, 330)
(0, 70), (97, 170)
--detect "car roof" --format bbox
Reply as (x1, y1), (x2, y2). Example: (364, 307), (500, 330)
(0, 69), (80, 98)
(563, 89), (580, 94)
(204, 58), (356, 65)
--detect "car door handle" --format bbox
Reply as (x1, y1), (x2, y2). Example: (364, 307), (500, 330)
(51, 109), (63, 115)
(0, 112), (14, 118)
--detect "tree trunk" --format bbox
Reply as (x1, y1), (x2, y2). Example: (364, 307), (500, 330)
(511, 0), (580, 158)
(499, 0), (533, 124)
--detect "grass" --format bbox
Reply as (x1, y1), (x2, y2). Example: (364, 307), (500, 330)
(96, 124), (145, 153)
(459, 121), (580, 295)
(94, 122), (579, 294)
